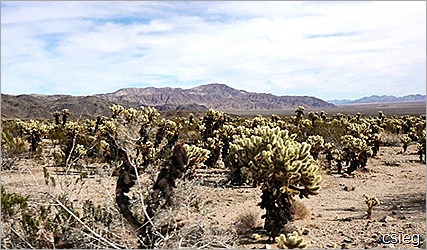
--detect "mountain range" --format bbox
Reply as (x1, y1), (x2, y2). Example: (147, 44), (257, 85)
(1, 83), (334, 119)
(328, 94), (426, 105)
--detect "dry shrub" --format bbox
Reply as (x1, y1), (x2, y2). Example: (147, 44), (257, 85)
(381, 131), (401, 146)
(234, 209), (262, 235)
(141, 178), (239, 248)
(291, 200), (311, 221)
(160, 219), (238, 249)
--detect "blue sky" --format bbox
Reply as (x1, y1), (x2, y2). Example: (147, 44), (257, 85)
(1, 1), (425, 100)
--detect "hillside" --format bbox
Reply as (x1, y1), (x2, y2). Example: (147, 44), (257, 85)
(1, 83), (335, 119)
(96, 83), (335, 110)
(329, 94), (426, 105)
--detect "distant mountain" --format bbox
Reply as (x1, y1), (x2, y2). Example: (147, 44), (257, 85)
(96, 83), (335, 111)
(329, 94), (426, 105)
(2, 83), (335, 119)
(1, 94), (115, 119)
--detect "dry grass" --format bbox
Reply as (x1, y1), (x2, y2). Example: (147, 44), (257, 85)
(234, 209), (262, 235)
(381, 131), (401, 147)
(291, 200), (311, 221)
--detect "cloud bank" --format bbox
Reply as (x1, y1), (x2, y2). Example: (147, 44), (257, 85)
(1, 1), (425, 100)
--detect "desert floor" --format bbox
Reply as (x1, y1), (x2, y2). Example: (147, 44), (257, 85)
(2, 145), (425, 249)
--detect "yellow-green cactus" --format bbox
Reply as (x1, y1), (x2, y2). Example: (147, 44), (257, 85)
(230, 126), (322, 240)
(183, 144), (210, 168)
(400, 134), (411, 153)
(276, 231), (310, 249)
(341, 135), (372, 173)
(363, 193), (380, 219)
(306, 135), (324, 159)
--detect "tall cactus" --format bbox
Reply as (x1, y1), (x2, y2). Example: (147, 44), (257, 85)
(400, 134), (411, 153)
(229, 126), (322, 241)
(61, 109), (70, 125)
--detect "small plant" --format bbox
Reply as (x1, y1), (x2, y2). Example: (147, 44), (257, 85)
(290, 200), (310, 221)
(1, 129), (27, 170)
(363, 193), (380, 219)
(234, 210), (261, 235)
(276, 231), (310, 249)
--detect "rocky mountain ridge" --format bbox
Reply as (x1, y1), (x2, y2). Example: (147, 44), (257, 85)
(96, 83), (335, 110)
(2, 83), (334, 119)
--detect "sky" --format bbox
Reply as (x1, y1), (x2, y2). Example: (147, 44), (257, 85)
(1, 1), (426, 100)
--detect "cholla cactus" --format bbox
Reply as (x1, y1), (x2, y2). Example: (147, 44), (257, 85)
(400, 134), (411, 153)
(204, 137), (223, 168)
(323, 142), (334, 169)
(369, 133), (381, 157)
(331, 148), (344, 173)
(306, 135), (324, 159)
(308, 112), (319, 126)
(363, 193), (380, 219)
(346, 122), (371, 141)
(183, 144), (210, 168)
(62, 109), (70, 125)
(140, 106), (160, 123)
(53, 111), (61, 125)
(109, 104), (126, 118)
(246, 115), (269, 128)
(123, 108), (140, 122)
(295, 106), (305, 119)
(416, 130), (426, 162)
(230, 126), (322, 240)
(341, 135), (372, 174)
(200, 108), (227, 142)
(276, 231), (310, 249)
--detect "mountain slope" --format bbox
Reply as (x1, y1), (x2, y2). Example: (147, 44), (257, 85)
(2, 83), (335, 119)
(96, 83), (335, 110)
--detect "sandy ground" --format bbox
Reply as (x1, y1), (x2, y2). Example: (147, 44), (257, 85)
(1, 145), (425, 249)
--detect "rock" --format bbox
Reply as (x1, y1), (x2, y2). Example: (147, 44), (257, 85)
(326, 243), (337, 248)
(379, 215), (396, 223)
(399, 214), (407, 220)
(265, 244), (271, 249)
(302, 228), (309, 235)
(343, 238), (353, 243)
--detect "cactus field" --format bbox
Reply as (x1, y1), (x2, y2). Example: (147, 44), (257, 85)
(1, 105), (426, 249)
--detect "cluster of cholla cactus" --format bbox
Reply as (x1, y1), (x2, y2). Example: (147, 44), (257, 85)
(197, 108), (228, 167)
(52, 109), (71, 126)
(276, 231), (310, 249)
(363, 193), (380, 219)
(182, 144), (210, 179)
(229, 126), (322, 241)
(340, 135), (372, 174)
(15, 119), (53, 156)
(416, 130), (426, 162)
(306, 135), (324, 159)
(400, 134), (412, 153)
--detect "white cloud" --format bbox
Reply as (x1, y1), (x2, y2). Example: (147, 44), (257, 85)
(1, 1), (425, 100)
